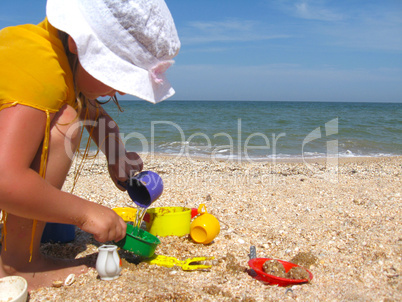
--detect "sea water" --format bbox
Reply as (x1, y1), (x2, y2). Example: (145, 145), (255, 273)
(82, 100), (401, 160)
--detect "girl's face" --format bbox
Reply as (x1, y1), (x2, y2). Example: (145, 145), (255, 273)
(75, 63), (123, 100)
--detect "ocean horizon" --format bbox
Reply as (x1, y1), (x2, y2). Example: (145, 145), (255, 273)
(80, 100), (401, 161)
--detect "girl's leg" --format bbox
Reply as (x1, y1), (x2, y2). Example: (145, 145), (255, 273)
(0, 104), (88, 290)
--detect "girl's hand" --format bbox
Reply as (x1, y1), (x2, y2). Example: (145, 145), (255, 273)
(108, 151), (143, 191)
(79, 203), (127, 242)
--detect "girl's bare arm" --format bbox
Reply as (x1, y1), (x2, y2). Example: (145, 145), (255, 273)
(0, 104), (126, 242)
(81, 100), (143, 188)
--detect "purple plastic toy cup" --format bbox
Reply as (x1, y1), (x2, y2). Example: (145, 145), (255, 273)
(125, 171), (163, 208)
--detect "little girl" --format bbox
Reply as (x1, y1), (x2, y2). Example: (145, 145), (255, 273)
(0, 0), (180, 290)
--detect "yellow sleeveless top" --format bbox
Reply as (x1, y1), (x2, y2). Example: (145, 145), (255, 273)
(0, 19), (76, 260)
(0, 18), (75, 110)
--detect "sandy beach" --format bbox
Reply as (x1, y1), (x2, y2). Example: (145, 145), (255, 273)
(25, 154), (401, 301)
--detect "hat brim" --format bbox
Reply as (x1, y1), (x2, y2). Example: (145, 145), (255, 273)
(46, 0), (175, 103)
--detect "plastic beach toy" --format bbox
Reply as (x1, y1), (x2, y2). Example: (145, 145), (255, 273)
(120, 171), (163, 208)
(113, 207), (151, 223)
(248, 258), (313, 286)
(115, 223), (160, 257)
(146, 206), (198, 237)
(41, 223), (76, 243)
(113, 206), (199, 237)
(0, 276), (28, 302)
(190, 204), (220, 244)
(96, 245), (122, 280)
(145, 254), (215, 271)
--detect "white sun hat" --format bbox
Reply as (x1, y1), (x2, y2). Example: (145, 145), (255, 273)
(46, 0), (180, 103)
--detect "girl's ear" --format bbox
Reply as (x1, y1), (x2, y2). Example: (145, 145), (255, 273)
(67, 36), (78, 54)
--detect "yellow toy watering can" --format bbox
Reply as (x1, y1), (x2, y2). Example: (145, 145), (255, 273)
(190, 204), (220, 244)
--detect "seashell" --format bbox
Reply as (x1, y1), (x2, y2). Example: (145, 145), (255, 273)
(64, 274), (76, 286)
(52, 280), (63, 288)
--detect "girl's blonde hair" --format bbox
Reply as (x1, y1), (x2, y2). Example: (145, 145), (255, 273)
(57, 30), (125, 191)
(58, 30), (84, 113)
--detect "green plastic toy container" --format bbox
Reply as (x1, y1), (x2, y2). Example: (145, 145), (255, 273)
(115, 223), (160, 257)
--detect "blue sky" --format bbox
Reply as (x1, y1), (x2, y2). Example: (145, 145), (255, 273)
(1, 0), (401, 102)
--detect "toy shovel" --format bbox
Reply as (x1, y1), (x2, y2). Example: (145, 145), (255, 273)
(145, 254), (214, 271)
